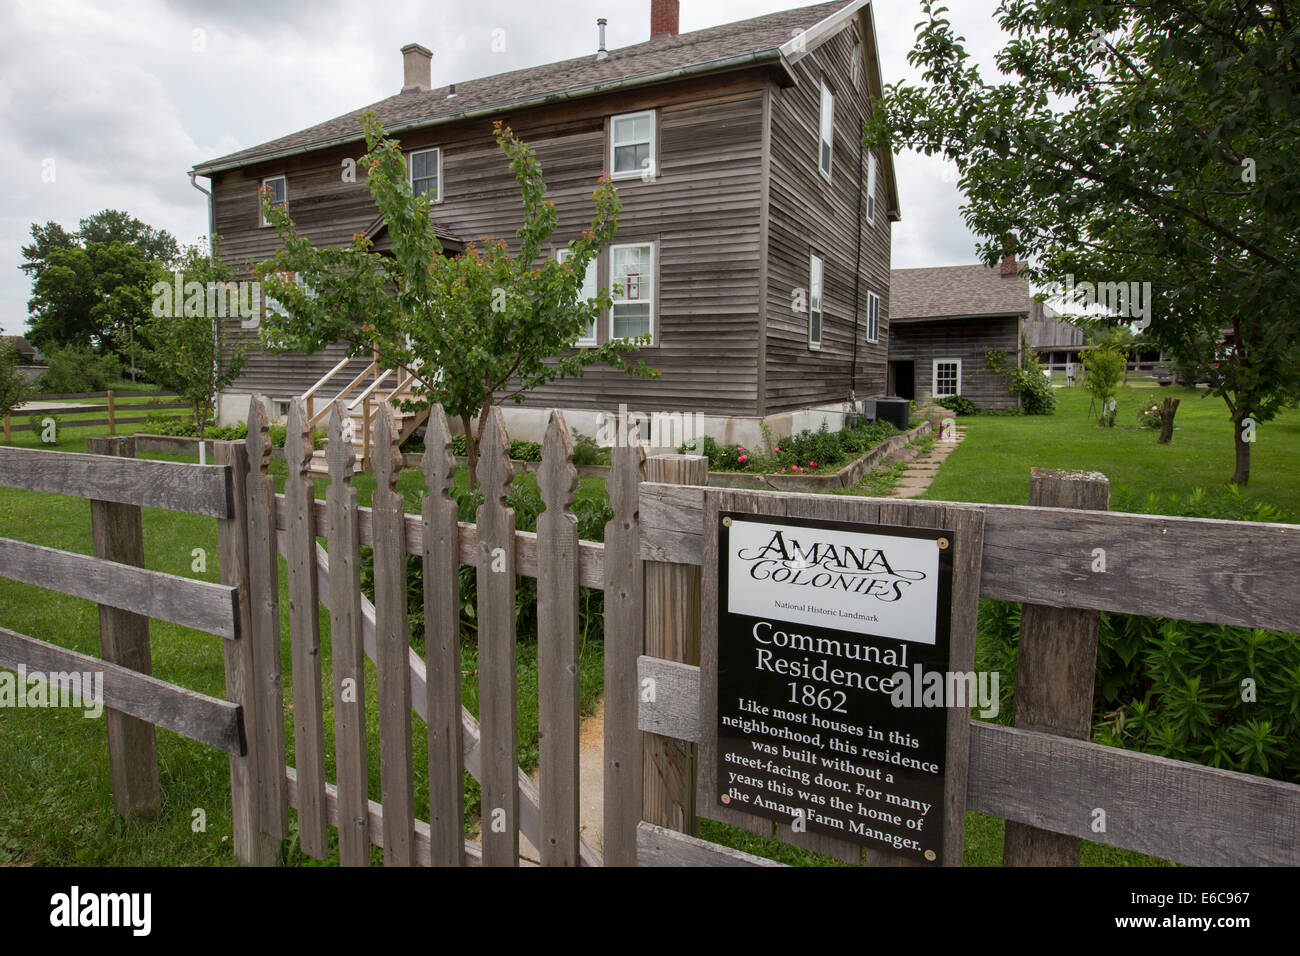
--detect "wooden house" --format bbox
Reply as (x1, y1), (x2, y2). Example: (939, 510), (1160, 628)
(887, 258), (1082, 410)
(190, 0), (900, 455)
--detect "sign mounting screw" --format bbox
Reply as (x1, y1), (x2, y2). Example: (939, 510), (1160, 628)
(937, 537), (949, 550)
(722, 517), (733, 527)
(924, 850), (937, 861)
(720, 794), (732, 804)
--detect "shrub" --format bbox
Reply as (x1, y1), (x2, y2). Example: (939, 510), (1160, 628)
(37, 345), (122, 394)
(1136, 402), (1163, 429)
(986, 347), (1057, 415)
(0, 340), (34, 427)
(980, 487), (1300, 783)
(509, 439), (543, 462)
(269, 424), (287, 448)
(570, 430), (608, 466)
(937, 395), (978, 416)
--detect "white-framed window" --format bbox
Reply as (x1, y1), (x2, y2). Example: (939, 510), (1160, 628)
(808, 253), (824, 349)
(611, 110), (655, 181)
(264, 271), (315, 320)
(261, 175), (287, 226)
(933, 358), (962, 398)
(866, 152), (878, 225)
(866, 290), (880, 344)
(557, 247), (599, 347)
(852, 42), (862, 85)
(818, 81), (834, 181)
(271, 397), (292, 421)
(609, 241), (654, 342)
(408, 147), (441, 202)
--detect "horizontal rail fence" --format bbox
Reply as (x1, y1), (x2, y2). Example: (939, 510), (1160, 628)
(3, 390), (190, 439)
(0, 437), (255, 847)
(240, 395), (611, 866)
(635, 472), (1300, 867)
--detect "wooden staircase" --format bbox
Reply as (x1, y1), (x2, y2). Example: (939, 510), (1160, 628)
(301, 355), (430, 474)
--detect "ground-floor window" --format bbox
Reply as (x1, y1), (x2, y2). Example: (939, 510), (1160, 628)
(933, 358), (962, 397)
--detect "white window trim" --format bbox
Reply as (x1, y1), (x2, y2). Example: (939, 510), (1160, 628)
(610, 110), (656, 182)
(866, 152), (878, 225)
(808, 253), (824, 350)
(557, 248), (599, 347)
(261, 175), (287, 227)
(818, 81), (834, 182)
(609, 241), (655, 344)
(866, 290), (880, 344)
(407, 147), (442, 203)
(933, 358), (963, 398)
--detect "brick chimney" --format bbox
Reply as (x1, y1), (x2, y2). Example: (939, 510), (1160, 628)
(401, 43), (432, 93)
(1000, 254), (1019, 277)
(651, 0), (680, 37)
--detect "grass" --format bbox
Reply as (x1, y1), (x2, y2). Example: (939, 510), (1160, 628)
(923, 385), (1300, 513)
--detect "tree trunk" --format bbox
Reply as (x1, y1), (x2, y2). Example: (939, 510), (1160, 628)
(460, 410), (477, 491)
(1232, 418), (1251, 486)
(1156, 397), (1180, 444)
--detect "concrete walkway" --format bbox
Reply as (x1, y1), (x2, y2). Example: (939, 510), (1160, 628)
(890, 425), (966, 499)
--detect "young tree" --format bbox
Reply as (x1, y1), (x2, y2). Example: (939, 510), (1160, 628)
(256, 114), (656, 482)
(865, 1), (1300, 484)
(134, 239), (247, 440)
(1081, 347), (1126, 427)
(0, 340), (34, 441)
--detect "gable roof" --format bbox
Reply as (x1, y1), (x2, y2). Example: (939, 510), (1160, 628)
(890, 263), (1036, 322)
(192, 1), (899, 218)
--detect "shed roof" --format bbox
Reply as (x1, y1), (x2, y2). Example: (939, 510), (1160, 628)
(890, 263), (1035, 321)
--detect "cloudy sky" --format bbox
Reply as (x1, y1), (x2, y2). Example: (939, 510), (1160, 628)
(0, 0), (1008, 337)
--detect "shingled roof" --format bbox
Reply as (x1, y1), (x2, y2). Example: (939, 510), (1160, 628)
(194, 1), (848, 176)
(890, 263), (1036, 322)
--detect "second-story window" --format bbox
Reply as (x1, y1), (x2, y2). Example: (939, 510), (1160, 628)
(611, 110), (655, 181)
(866, 290), (880, 344)
(610, 242), (654, 342)
(261, 175), (286, 226)
(818, 82), (834, 181)
(809, 253), (824, 348)
(409, 148), (441, 202)
(866, 152), (878, 225)
(557, 248), (599, 347)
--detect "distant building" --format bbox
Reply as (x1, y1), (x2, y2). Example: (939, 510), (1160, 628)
(887, 258), (1083, 409)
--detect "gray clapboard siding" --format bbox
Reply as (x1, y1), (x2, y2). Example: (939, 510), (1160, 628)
(536, 411), (581, 866)
(476, 407), (520, 866)
(325, 406), (370, 866)
(0, 625), (244, 755)
(636, 483), (1300, 633)
(421, 406), (465, 867)
(603, 442), (646, 866)
(0, 536), (238, 639)
(635, 656), (1300, 867)
(889, 316), (1022, 409)
(284, 400), (329, 859)
(373, 403), (416, 866)
(0, 446), (232, 517)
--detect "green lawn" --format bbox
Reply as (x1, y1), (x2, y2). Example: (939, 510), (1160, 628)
(922, 385), (1300, 514)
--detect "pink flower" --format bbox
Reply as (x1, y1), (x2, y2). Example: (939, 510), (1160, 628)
(774, 446), (780, 452)
(792, 465), (801, 472)
(738, 454), (748, 464)
(810, 461), (818, 468)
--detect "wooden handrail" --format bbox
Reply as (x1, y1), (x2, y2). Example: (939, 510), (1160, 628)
(307, 361), (378, 430)
(348, 369), (393, 411)
(302, 355), (354, 403)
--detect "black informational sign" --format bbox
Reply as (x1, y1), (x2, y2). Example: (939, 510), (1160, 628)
(715, 512), (954, 864)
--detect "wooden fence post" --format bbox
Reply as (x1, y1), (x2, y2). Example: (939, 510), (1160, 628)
(215, 439), (279, 865)
(603, 436), (645, 867)
(642, 454), (708, 835)
(1002, 467), (1110, 866)
(85, 434), (160, 819)
(107, 390), (116, 435)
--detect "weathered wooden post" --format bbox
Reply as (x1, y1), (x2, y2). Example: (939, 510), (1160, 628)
(1002, 467), (1109, 866)
(215, 439), (279, 865)
(85, 434), (160, 819)
(603, 433), (645, 866)
(642, 453), (708, 835)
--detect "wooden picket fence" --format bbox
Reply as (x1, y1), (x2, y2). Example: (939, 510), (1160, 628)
(0, 394), (1297, 867)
